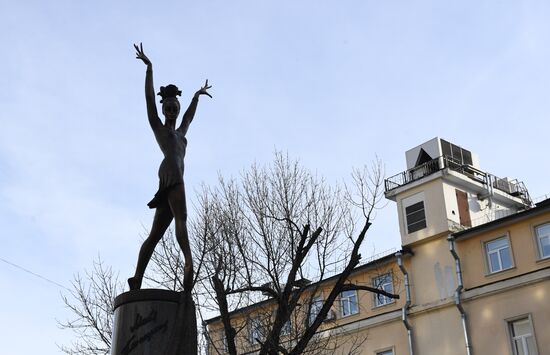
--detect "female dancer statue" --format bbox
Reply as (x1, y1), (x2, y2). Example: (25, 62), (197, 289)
(128, 43), (212, 291)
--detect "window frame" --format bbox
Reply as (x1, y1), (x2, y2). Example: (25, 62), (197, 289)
(307, 295), (324, 326)
(534, 222), (550, 260)
(405, 201), (427, 234)
(340, 289), (359, 317)
(248, 317), (264, 344)
(372, 273), (395, 308)
(506, 314), (539, 355)
(375, 347), (395, 355)
(401, 192), (427, 236)
(484, 235), (514, 274)
(280, 318), (291, 337)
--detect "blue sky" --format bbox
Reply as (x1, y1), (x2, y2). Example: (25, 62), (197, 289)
(2, 1), (550, 353)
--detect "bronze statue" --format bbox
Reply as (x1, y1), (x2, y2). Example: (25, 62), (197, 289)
(128, 43), (212, 291)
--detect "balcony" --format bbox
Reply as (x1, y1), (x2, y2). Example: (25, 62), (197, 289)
(384, 156), (531, 206)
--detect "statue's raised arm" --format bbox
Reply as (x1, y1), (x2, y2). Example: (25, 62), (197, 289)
(134, 43), (162, 130)
(178, 80), (212, 135)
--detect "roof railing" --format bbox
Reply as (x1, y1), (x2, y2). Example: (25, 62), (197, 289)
(385, 156), (463, 192)
(385, 156), (532, 206)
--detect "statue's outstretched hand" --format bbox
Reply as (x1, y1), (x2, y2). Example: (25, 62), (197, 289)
(134, 43), (151, 66)
(195, 80), (213, 98)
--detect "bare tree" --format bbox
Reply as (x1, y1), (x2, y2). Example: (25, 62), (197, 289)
(59, 153), (398, 355)
(196, 153), (398, 355)
(59, 258), (123, 355)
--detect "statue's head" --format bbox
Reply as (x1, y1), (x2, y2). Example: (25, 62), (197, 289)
(158, 84), (181, 121)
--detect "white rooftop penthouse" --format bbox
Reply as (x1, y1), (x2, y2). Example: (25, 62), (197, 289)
(385, 137), (532, 246)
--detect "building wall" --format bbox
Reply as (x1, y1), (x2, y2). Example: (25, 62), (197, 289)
(348, 262), (406, 320)
(328, 319), (408, 355)
(440, 180), (490, 227)
(408, 236), (457, 306)
(465, 280), (550, 354)
(409, 305), (465, 355)
(206, 260), (408, 354)
(207, 139), (550, 355)
(396, 178), (449, 246)
(457, 210), (550, 289)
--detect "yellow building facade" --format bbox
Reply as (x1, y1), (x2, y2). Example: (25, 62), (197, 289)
(207, 138), (549, 355)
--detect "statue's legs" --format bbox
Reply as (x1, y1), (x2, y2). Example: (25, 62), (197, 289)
(167, 184), (194, 293)
(162, 184), (197, 355)
(129, 205), (173, 290)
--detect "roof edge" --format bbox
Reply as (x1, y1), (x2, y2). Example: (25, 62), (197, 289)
(204, 248), (411, 325)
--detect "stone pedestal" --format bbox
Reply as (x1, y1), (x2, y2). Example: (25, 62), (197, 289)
(111, 289), (180, 355)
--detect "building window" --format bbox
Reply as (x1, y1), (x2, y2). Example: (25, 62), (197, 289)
(373, 273), (394, 307)
(248, 318), (264, 344)
(405, 201), (427, 233)
(281, 319), (291, 336)
(485, 237), (513, 273)
(508, 317), (538, 355)
(535, 223), (550, 259)
(308, 296), (323, 326)
(340, 290), (359, 317)
(376, 350), (394, 355)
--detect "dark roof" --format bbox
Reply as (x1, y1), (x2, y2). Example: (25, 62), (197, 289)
(452, 198), (550, 240)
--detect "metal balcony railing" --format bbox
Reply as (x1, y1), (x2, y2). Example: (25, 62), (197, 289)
(385, 156), (462, 192)
(385, 156), (532, 206)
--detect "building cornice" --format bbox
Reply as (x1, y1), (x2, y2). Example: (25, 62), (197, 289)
(463, 265), (550, 301)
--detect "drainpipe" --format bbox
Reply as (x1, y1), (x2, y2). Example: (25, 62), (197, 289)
(396, 251), (414, 355)
(484, 174), (494, 208)
(448, 236), (473, 355)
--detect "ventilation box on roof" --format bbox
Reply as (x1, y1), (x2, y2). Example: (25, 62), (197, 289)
(405, 137), (480, 170)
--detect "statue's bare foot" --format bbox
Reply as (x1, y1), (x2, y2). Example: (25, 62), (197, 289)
(128, 276), (142, 290)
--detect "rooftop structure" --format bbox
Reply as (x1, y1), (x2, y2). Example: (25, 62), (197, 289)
(385, 137), (532, 246)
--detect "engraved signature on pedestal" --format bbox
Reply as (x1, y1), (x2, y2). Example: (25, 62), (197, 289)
(121, 308), (168, 355)
(130, 309), (157, 332)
